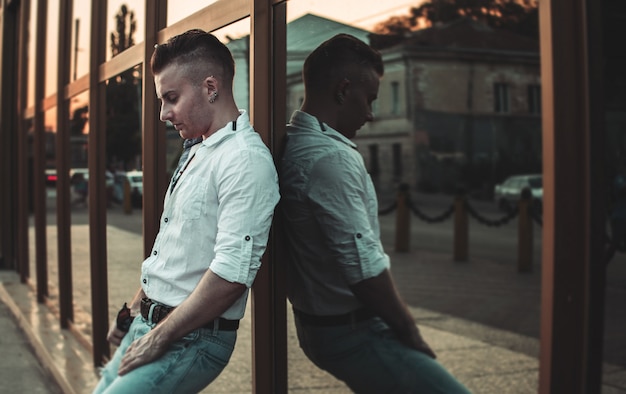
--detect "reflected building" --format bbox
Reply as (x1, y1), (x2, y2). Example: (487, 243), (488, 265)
(370, 18), (541, 196)
(230, 15), (541, 199)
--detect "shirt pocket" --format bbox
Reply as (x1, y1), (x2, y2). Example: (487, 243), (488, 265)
(175, 174), (209, 220)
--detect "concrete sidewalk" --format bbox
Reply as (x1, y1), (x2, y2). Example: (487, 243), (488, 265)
(1, 215), (625, 393)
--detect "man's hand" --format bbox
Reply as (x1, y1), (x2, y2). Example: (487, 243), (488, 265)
(118, 329), (169, 375)
(398, 326), (437, 359)
(350, 269), (437, 359)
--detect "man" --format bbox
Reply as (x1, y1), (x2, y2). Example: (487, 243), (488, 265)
(279, 34), (470, 393)
(94, 29), (279, 393)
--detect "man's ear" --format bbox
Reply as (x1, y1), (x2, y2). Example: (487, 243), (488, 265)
(204, 75), (218, 95)
(338, 77), (350, 95)
(335, 78), (350, 104)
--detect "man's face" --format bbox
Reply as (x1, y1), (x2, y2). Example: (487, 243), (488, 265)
(336, 68), (380, 140)
(155, 63), (211, 140)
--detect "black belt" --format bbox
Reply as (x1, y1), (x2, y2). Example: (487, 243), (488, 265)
(140, 298), (239, 331)
(293, 307), (376, 327)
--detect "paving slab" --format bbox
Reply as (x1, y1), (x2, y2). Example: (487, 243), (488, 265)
(1, 208), (625, 393)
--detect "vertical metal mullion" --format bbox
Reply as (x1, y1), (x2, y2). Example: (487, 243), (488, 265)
(0, 0), (19, 271)
(583, 0), (607, 391)
(538, 0), (604, 392)
(88, 0), (109, 367)
(33, 0), (49, 303)
(55, 0), (74, 329)
(250, 1), (287, 392)
(142, 0), (167, 258)
(271, 2), (287, 390)
(16, 0), (32, 283)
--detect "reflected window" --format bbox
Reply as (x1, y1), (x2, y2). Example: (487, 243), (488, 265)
(391, 81), (400, 115)
(369, 144), (379, 177)
(494, 82), (510, 113)
(528, 84), (541, 114)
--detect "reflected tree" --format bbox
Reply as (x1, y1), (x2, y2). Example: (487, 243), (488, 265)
(110, 4), (136, 57)
(374, 0), (538, 39)
(106, 4), (141, 170)
(70, 106), (88, 136)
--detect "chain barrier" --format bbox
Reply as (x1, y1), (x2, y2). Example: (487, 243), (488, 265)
(465, 200), (519, 227)
(377, 185), (623, 265)
(373, 185), (559, 233)
(406, 196), (454, 223)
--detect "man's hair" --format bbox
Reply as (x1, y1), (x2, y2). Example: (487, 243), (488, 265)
(150, 29), (235, 83)
(302, 34), (384, 92)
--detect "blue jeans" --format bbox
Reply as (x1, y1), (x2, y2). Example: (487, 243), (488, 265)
(93, 316), (236, 394)
(295, 316), (471, 394)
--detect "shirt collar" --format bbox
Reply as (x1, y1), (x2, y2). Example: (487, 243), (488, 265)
(201, 110), (247, 148)
(289, 110), (357, 149)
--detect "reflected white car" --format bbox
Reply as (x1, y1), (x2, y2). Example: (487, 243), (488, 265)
(123, 170), (143, 196)
(494, 174), (542, 212)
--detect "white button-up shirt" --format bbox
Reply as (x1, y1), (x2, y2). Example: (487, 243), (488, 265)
(141, 111), (280, 320)
(279, 110), (390, 316)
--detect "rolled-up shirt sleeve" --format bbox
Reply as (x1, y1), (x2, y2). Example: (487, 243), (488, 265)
(308, 151), (389, 285)
(209, 148), (280, 287)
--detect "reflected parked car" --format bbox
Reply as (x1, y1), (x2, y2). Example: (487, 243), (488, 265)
(45, 168), (58, 187)
(69, 168), (115, 188)
(124, 170), (143, 197)
(114, 170), (143, 207)
(494, 174), (543, 212)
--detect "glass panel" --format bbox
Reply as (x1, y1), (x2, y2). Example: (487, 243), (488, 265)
(284, 1), (542, 392)
(147, 21), (255, 392)
(26, 0), (38, 108)
(67, 92), (91, 334)
(104, 65), (144, 330)
(602, 0), (626, 375)
(30, 108), (59, 301)
(211, 20), (253, 392)
(71, 2), (91, 81)
(106, 0), (145, 61)
(44, 0), (59, 98)
(167, 1), (218, 25)
(26, 117), (35, 278)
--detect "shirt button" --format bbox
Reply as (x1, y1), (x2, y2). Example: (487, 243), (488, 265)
(143, 279), (147, 284)
(164, 218), (168, 223)
(356, 233), (362, 239)
(245, 235), (251, 241)
(153, 250), (157, 255)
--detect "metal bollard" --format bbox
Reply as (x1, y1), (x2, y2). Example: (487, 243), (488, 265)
(123, 177), (132, 214)
(517, 188), (533, 272)
(453, 191), (468, 262)
(395, 183), (410, 253)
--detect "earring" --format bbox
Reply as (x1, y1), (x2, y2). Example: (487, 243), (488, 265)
(209, 91), (218, 103)
(336, 93), (344, 104)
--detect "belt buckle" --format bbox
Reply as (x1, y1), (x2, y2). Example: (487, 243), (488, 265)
(141, 298), (170, 325)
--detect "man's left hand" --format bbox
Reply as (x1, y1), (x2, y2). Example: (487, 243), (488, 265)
(118, 330), (168, 375)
